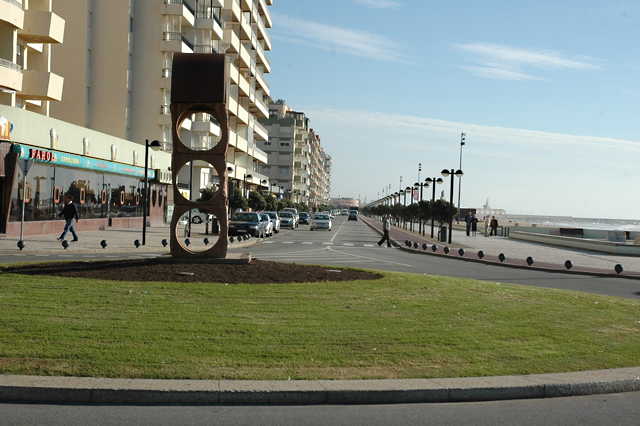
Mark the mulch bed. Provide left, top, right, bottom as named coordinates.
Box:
left=3, top=259, right=383, bottom=284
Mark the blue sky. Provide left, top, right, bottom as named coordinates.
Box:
left=265, top=0, right=639, bottom=219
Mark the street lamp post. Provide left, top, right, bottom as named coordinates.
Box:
left=405, top=186, right=412, bottom=230
left=143, top=139, right=162, bottom=246
left=415, top=181, right=424, bottom=234
left=441, top=169, right=464, bottom=244
left=457, top=133, right=466, bottom=223
left=425, top=177, right=444, bottom=238
left=243, top=174, right=252, bottom=198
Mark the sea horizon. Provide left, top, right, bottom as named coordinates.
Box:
left=494, top=214, right=640, bottom=232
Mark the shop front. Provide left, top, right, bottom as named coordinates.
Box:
left=1, top=143, right=168, bottom=237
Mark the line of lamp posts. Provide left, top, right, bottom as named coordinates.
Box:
left=378, top=169, right=463, bottom=244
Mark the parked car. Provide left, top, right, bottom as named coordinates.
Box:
left=310, top=213, right=332, bottom=231
left=262, top=211, right=280, bottom=234
left=228, top=211, right=268, bottom=238
left=278, top=211, right=296, bottom=229
left=190, top=209, right=211, bottom=224
left=260, top=213, right=274, bottom=237
left=298, top=212, right=310, bottom=225
left=348, top=210, right=358, bottom=221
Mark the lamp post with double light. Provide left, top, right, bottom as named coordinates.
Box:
left=243, top=173, right=252, bottom=198
left=143, top=139, right=162, bottom=246
left=424, top=177, right=444, bottom=237
left=441, top=169, right=464, bottom=244
left=457, top=133, right=466, bottom=223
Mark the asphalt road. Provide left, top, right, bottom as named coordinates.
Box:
left=2, top=391, right=639, bottom=426
left=228, top=217, right=640, bottom=300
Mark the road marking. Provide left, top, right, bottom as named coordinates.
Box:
left=363, top=244, right=375, bottom=247
left=262, top=241, right=274, bottom=244
left=283, top=241, right=294, bottom=244
left=343, top=243, right=354, bottom=246
left=323, top=242, right=333, bottom=245
left=35, top=254, right=50, bottom=257
left=302, top=242, right=313, bottom=245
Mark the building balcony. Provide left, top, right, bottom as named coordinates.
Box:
left=162, top=32, right=193, bottom=53
left=254, top=67, right=270, bottom=95
left=159, top=68, right=172, bottom=89
left=20, top=69, right=62, bottom=101
left=0, top=59, right=23, bottom=92
left=18, top=10, right=64, bottom=44
left=195, top=7, right=223, bottom=39
left=224, top=0, right=242, bottom=22
left=191, top=113, right=221, bottom=137
left=193, top=44, right=217, bottom=54
left=255, top=8, right=271, bottom=51
left=257, top=0, right=273, bottom=28
left=161, top=0, right=195, bottom=28
left=249, top=92, right=268, bottom=119
left=253, top=119, right=268, bottom=142
left=238, top=43, right=251, bottom=71
left=239, top=12, right=252, bottom=41
left=0, top=0, right=24, bottom=29
left=222, top=27, right=240, bottom=53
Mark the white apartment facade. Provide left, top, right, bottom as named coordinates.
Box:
left=259, top=101, right=331, bottom=209
left=50, top=0, right=273, bottom=203
left=1, top=0, right=172, bottom=237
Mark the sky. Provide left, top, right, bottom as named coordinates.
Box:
left=264, top=0, right=640, bottom=219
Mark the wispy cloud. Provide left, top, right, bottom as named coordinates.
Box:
left=453, top=42, right=600, bottom=80
left=272, top=13, right=411, bottom=64
left=354, top=0, right=403, bottom=9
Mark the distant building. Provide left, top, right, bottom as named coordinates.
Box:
left=476, top=199, right=506, bottom=216
left=331, top=198, right=359, bottom=209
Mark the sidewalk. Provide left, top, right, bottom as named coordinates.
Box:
left=361, top=216, right=640, bottom=278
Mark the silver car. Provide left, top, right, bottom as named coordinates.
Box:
left=278, top=211, right=296, bottom=229
left=260, top=213, right=274, bottom=237
left=263, top=211, right=281, bottom=234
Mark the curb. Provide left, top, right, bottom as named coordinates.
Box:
left=1, top=368, right=639, bottom=405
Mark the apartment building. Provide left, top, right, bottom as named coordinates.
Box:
left=259, top=101, right=332, bottom=209
left=1, top=0, right=171, bottom=237
left=49, top=0, right=273, bottom=204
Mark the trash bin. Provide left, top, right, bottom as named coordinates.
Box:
left=439, top=226, right=447, bottom=242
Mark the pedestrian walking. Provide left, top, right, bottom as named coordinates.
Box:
left=471, top=214, right=478, bottom=236
left=378, top=213, right=392, bottom=247
left=464, top=212, right=472, bottom=236
left=57, top=195, right=79, bottom=242
left=490, top=215, right=499, bottom=236
left=483, top=215, right=490, bottom=237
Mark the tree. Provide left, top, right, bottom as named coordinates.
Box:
left=229, top=188, right=247, bottom=212
left=248, top=191, right=266, bottom=211
left=264, top=194, right=277, bottom=211
left=431, top=199, right=458, bottom=227
left=196, top=186, right=216, bottom=202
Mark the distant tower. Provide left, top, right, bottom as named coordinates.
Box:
left=484, top=198, right=490, bottom=210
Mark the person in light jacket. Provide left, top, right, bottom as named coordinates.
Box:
left=378, top=214, right=392, bottom=247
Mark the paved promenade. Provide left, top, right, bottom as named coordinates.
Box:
left=1, top=221, right=639, bottom=404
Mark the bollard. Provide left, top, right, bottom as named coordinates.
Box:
left=134, top=240, right=141, bottom=248
left=614, top=264, right=623, bottom=274
left=498, top=253, right=506, bottom=262
left=229, top=236, right=235, bottom=243
left=478, top=250, right=484, bottom=259
left=405, top=240, right=412, bottom=247
left=62, top=240, right=69, bottom=249
left=413, top=242, right=419, bottom=249
left=443, top=246, right=450, bottom=254
left=526, top=256, right=534, bottom=266
left=422, top=243, right=428, bottom=251
left=458, top=248, right=465, bottom=256
left=17, top=240, right=25, bottom=250
left=431, top=244, right=438, bottom=252
left=184, top=238, right=191, bottom=247
left=162, top=239, right=168, bottom=247
left=100, top=240, right=108, bottom=249
left=564, top=260, right=573, bottom=270
left=203, top=238, right=210, bottom=246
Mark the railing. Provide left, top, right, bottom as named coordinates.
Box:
left=160, top=105, right=170, bottom=114
left=163, top=31, right=181, bottom=42
left=194, top=44, right=216, bottom=54
left=0, top=58, right=22, bottom=72
left=195, top=6, right=222, bottom=27
left=164, top=0, right=194, bottom=15
left=181, top=35, right=193, bottom=50
left=161, top=68, right=172, bottom=78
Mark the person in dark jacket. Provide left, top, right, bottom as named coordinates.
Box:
left=490, top=216, right=499, bottom=236
left=378, top=213, right=392, bottom=247
left=57, top=195, right=79, bottom=241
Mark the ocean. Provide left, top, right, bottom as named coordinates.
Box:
left=495, top=215, right=640, bottom=232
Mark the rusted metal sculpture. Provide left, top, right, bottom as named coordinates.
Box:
left=170, top=53, right=229, bottom=258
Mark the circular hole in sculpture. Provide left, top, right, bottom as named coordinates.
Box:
left=176, top=161, right=222, bottom=203
left=177, top=112, right=222, bottom=151
left=176, top=208, right=221, bottom=253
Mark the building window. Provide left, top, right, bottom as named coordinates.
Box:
left=263, top=141, right=271, bottom=146
left=280, top=142, right=290, bottom=147
left=279, top=168, right=289, bottom=175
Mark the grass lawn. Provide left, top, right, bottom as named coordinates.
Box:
left=0, top=267, right=638, bottom=380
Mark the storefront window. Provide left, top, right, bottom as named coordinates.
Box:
left=9, top=163, right=160, bottom=222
